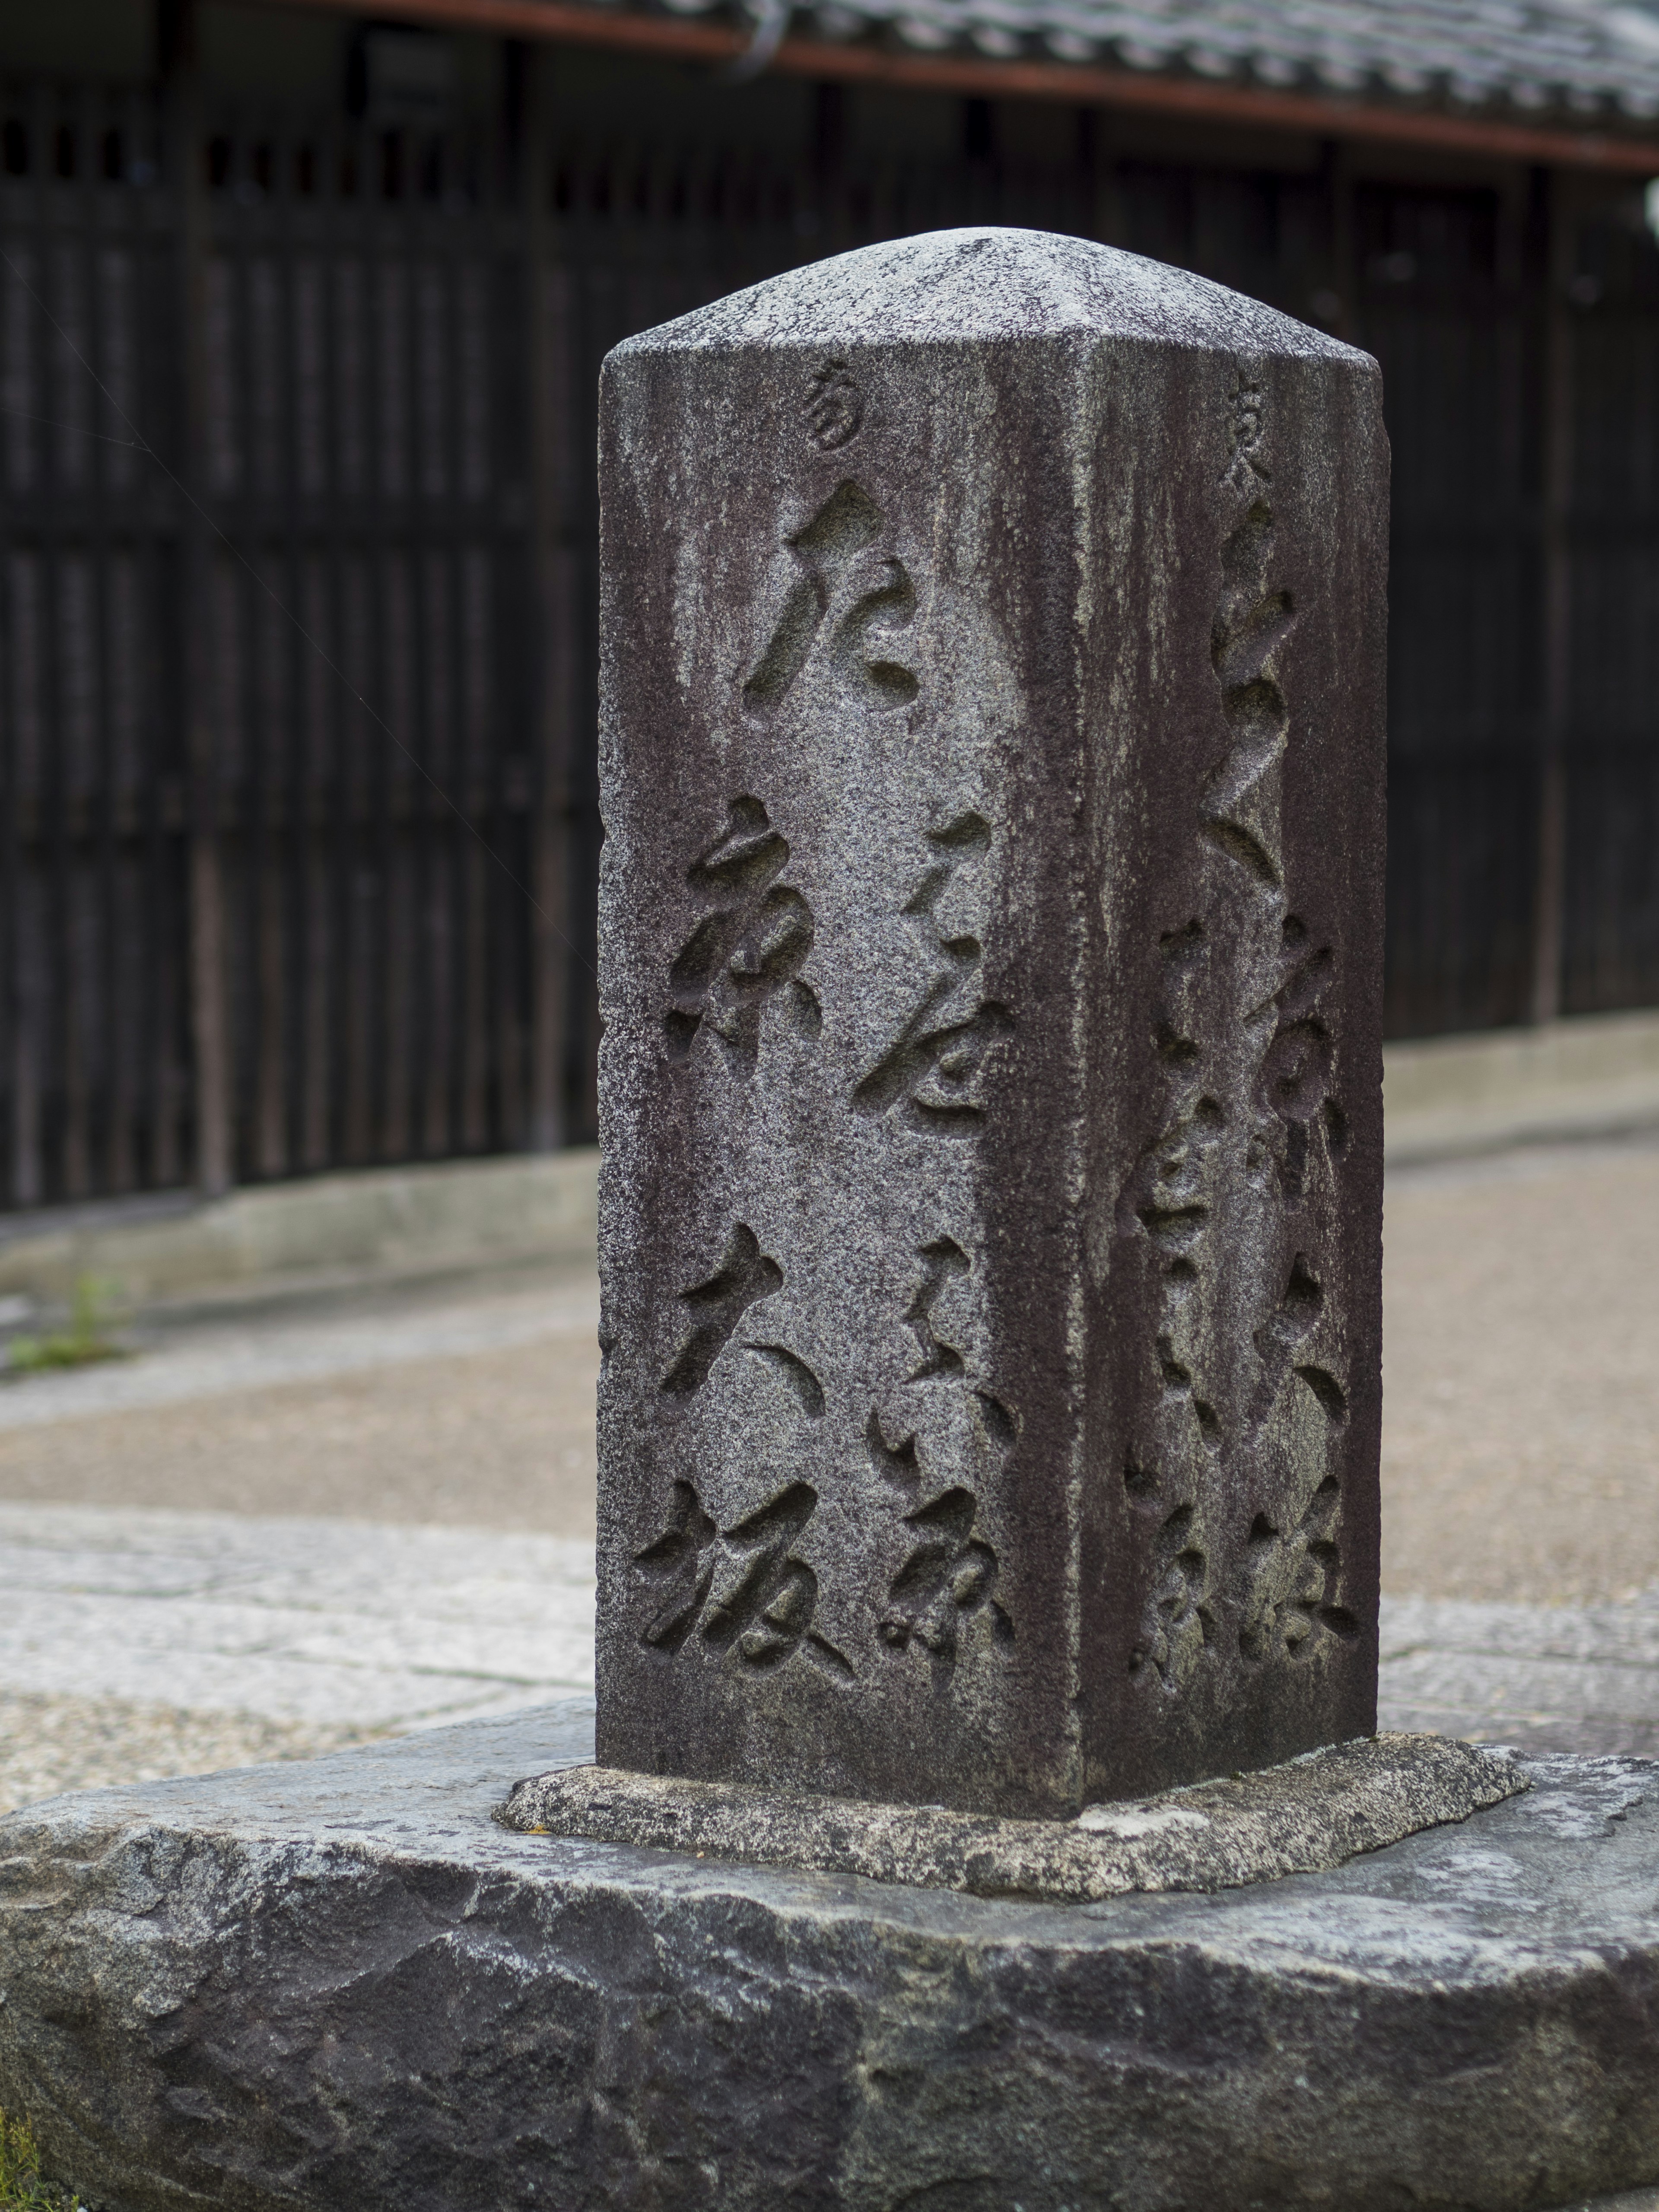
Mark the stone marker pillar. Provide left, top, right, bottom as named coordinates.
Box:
left=595, top=226, right=1388, bottom=1818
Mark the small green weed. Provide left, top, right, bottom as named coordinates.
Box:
left=6, top=1276, right=127, bottom=1378
left=0, top=2109, right=85, bottom=2212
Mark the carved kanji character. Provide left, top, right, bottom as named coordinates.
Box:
left=664, top=798, right=820, bottom=1072
left=1221, top=369, right=1270, bottom=497
left=744, top=480, right=917, bottom=711
left=1237, top=1475, right=1357, bottom=1663
left=1128, top=1503, right=1214, bottom=1692
left=867, top=1406, right=1014, bottom=1662
left=852, top=813, right=1012, bottom=1134
left=635, top=1475, right=851, bottom=1676
left=659, top=1223, right=782, bottom=1398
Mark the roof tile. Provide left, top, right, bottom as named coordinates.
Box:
left=710, top=0, right=1659, bottom=122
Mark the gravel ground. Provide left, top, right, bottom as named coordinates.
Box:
left=0, top=1692, right=379, bottom=1818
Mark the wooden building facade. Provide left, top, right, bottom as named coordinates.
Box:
left=2, top=0, right=1658, bottom=1208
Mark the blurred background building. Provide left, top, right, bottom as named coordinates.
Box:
left=3, top=0, right=1658, bottom=1209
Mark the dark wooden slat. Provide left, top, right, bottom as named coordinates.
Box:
left=0, top=369, right=22, bottom=1210
left=527, top=44, right=569, bottom=1154
left=1527, top=164, right=1574, bottom=1027
left=310, top=124, right=345, bottom=1175
left=7, top=102, right=45, bottom=1210
left=165, top=1, right=233, bottom=1198
left=46, top=148, right=92, bottom=1203
left=279, top=121, right=310, bottom=1179
left=434, top=165, right=465, bottom=1158
left=373, top=156, right=408, bottom=1167
left=5, top=56, right=1659, bottom=1203
left=85, top=84, right=133, bottom=1196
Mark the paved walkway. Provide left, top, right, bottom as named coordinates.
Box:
left=1380, top=1594, right=1659, bottom=1758
left=0, top=1503, right=593, bottom=1726
left=0, top=1259, right=598, bottom=1534
left=1, top=1132, right=1657, bottom=1813
left=1382, top=1134, right=1659, bottom=1605
left=0, top=1501, right=594, bottom=1814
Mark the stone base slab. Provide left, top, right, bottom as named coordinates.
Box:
left=501, top=1732, right=1526, bottom=1903
left=2, top=1705, right=1659, bottom=2212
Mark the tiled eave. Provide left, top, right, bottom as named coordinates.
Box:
left=275, top=0, right=1659, bottom=173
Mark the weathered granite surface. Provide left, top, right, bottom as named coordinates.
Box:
left=501, top=1731, right=1526, bottom=1901
left=3, top=1706, right=1659, bottom=2212
left=597, top=226, right=1389, bottom=1816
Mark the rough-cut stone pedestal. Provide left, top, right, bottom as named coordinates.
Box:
left=597, top=226, right=1389, bottom=1817
left=2, top=1710, right=1659, bottom=2212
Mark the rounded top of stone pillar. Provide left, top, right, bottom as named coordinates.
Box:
left=610, top=226, right=1367, bottom=365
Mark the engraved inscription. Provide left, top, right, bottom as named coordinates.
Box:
left=1119, top=363, right=1354, bottom=1693
left=1238, top=1477, right=1358, bottom=1662
left=864, top=1239, right=1018, bottom=1668
left=906, top=1237, right=968, bottom=1378
left=744, top=480, right=918, bottom=710
left=1127, top=1503, right=1214, bottom=1693
left=665, top=797, right=821, bottom=1070
left=743, top=1342, right=826, bottom=1417
left=852, top=814, right=1013, bottom=1132
left=635, top=1476, right=852, bottom=1676
left=1203, top=496, right=1295, bottom=888
left=660, top=1223, right=782, bottom=1398
left=1222, top=368, right=1268, bottom=496
left=1256, top=918, right=1339, bottom=1203
left=868, top=1411, right=1013, bottom=1660
left=805, top=358, right=864, bottom=451
left=1245, top=1252, right=1322, bottom=1437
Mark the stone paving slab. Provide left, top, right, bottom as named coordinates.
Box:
left=0, top=1506, right=594, bottom=1739
left=1384, top=1593, right=1659, bottom=1667
left=1385, top=1645, right=1659, bottom=1721
left=1378, top=1594, right=1659, bottom=1756
left=8, top=1503, right=1659, bottom=1818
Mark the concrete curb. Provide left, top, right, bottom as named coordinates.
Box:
left=0, top=1149, right=599, bottom=1307
left=1385, top=1008, right=1659, bottom=1166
